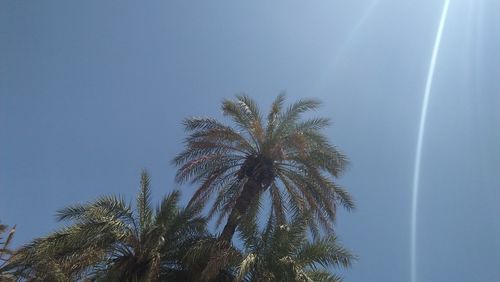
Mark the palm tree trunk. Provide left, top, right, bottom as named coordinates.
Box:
left=200, top=180, right=263, bottom=281
left=219, top=178, right=262, bottom=243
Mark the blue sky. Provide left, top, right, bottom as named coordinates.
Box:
left=1, top=1, right=498, bottom=281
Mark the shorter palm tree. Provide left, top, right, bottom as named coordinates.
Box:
left=11, top=170, right=207, bottom=281
left=234, top=213, right=355, bottom=282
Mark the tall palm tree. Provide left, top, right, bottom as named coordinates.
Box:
left=234, top=214, right=354, bottom=282
left=175, top=94, right=354, bottom=243
left=11, top=171, right=207, bottom=281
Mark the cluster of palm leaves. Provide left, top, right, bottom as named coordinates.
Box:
left=0, top=222, right=16, bottom=281
left=7, top=171, right=207, bottom=281
left=2, top=95, right=355, bottom=281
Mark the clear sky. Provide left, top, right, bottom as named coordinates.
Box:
left=1, top=1, right=498, bottom=281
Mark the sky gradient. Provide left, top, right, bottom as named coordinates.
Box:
left=1, top=1, right=499, bottom=281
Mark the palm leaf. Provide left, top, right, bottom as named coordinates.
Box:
left=138, top=170, right=153, bottom=233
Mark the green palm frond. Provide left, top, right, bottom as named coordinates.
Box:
left=266, top=93, right=286, bottom=137
left=273, top=98, right=322, bottom=139
left=296, top=235, right=354, bottom=270
left=138, top=170, right=153, bottom=233
left=236, top=253, right=256, bottom=282
left=56, top=195, right=135, bottom=225
left=306, top=270, right=343, bottom=282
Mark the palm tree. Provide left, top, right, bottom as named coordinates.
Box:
left=12, top=171, right=207, bottom=281
left=0, top=222, right=16, bottom=281
left=174, top=94, right=354, bottom=243
left=198, top=213, right=355, bottom=282
left=234, top=214, right=354, bottom=282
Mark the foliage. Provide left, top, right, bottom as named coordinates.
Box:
left=0, top=222, right=16, bottom=281
left=10, top=171, right=207, bottom=281
left=234, top=213, right=355, bottom=282
left=174, top=94, right=354, bottom=243
left=5, top=95, right=356, bottom=281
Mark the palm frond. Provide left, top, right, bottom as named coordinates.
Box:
left=236, top=253, right=256, bottom=282
left=274, top=98, right=322, bottom=139
left=138, top=170, right=153, bottom=233
left=296, top=235, right=355, bottom=269
left=306, top=270, right=343, bottom=282
left=266, top=92, right=286, bottom=137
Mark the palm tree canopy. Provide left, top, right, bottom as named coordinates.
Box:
left=235, top=214, right=355, bottom=282
left=10, top=171, right=207, bottom=281
left=174, top=94, right=354, bottom=240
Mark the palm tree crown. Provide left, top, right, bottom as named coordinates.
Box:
left=175, top=94, right=354, bottom=243
left=11, top=171, right=207, bottom=281
left=235, top=214, right=354, bottom=282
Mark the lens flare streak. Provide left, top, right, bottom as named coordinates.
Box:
left=411, top=1, right=451, bottom=282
